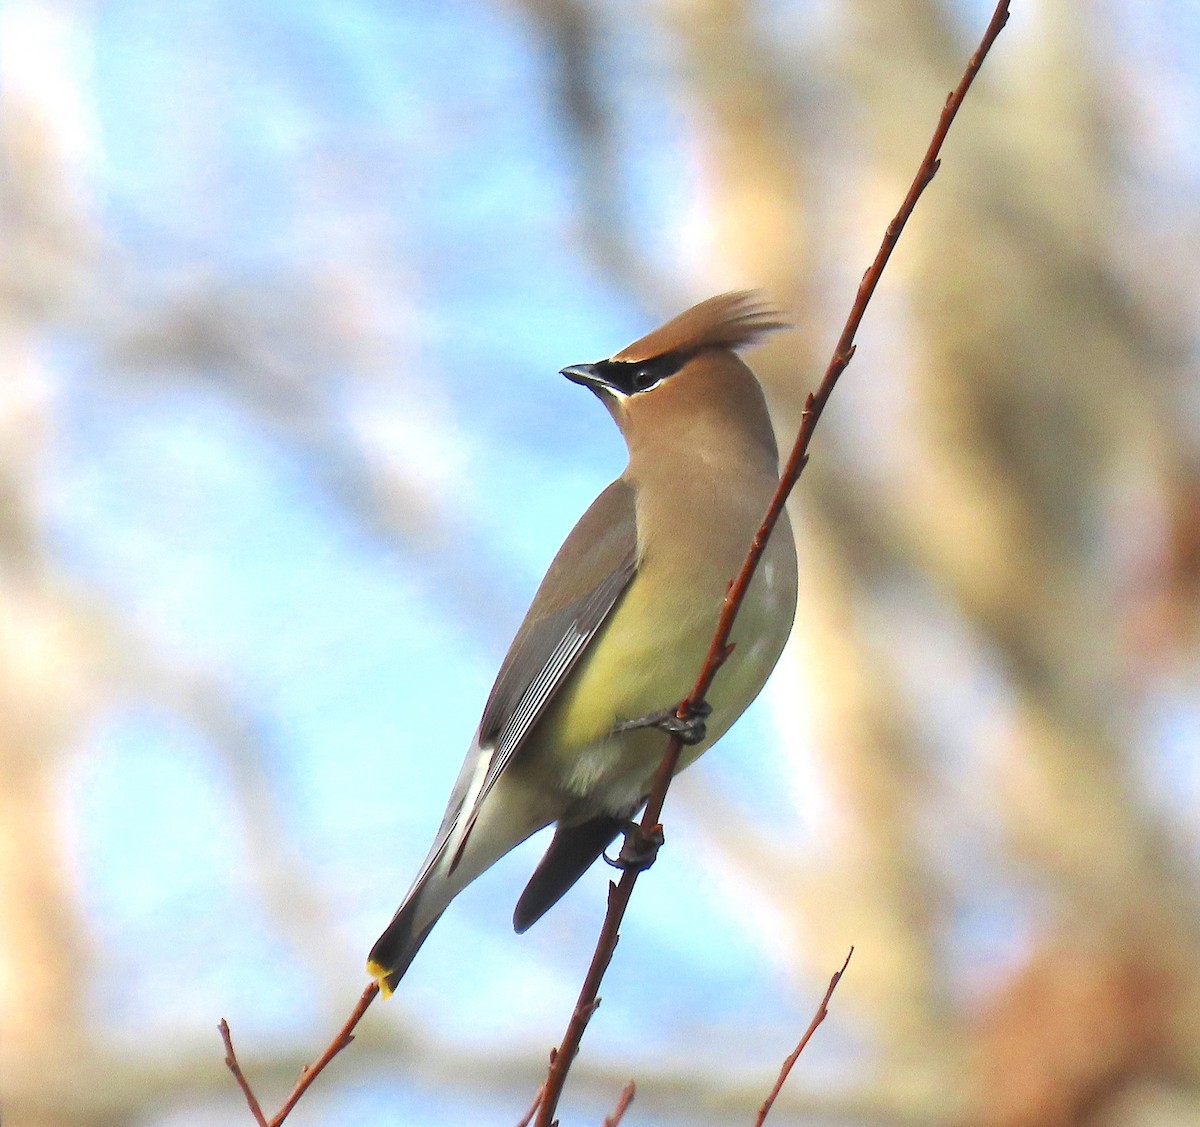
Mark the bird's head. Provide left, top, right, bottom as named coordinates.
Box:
left=561, top=291, right=789, bottom=443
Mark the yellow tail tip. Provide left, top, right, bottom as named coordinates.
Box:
left=366, top=960, right=395, bottom=998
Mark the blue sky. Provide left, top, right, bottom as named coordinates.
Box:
left=18, top=0, right=1199, bottom=1123
left=36, top=3, right=846, bottom=1121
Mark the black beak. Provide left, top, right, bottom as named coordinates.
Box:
left=560, top=362, right=607, bottom=390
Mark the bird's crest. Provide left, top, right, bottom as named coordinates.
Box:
left=612, top=291, right=788, bottom=363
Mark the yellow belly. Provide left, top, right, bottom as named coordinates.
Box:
left=518, top=517, right=797, bottom=816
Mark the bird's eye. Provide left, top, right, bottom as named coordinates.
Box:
left=632, top=368, right=657, bottom=391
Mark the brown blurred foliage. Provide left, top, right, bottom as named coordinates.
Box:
left=2, top=2, right=1198, bottom=1125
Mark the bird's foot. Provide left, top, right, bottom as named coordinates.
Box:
left=604, top=821, right=665, bottom=871
left=612, top=699, right=712, bottom=746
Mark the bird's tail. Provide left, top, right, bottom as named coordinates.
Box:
left=367, top=893, right=443, bottom=996
left=366, top=828, right=459, bottom=996
left=366, top=798, right=524, bottom=994
left=366, top=777, right=549, bottom=994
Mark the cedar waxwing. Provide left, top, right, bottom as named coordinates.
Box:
left=368, top=292, right=798, bottom=993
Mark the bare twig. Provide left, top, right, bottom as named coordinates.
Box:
left=533, top=4, right=1012, bottom=1125
left=754, top=948, right=854, bottom=1126
left=603, top=1080, right=637, bottom=1126
left=222, top=4, right=1010, bottom=1123
left=221, top=982, right=379, bottom=1126
left=219, top=1020, right=269, bottom=1126
left=517, top=1080, right=549, bottom=1127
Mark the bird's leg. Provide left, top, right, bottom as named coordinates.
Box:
left=603, top=699, right=710, bottom=870
left=604, top=821, right=665, bottom=871
left=612, top=699, right=712, bottom=746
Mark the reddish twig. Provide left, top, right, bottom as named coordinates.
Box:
left=222, top=5, right=1011, bottom=1123
left=221, top=981, right=379, bottom=1126
left=603, top=1080, right=637, bottom=1126
left=219, top=1019, right=269, bottom=1126
left=533, top=4, right=1011, bottom=1125
left=754, top=948, right=854, bottom=1126
left=516, top=1080, right=549, bottom=1127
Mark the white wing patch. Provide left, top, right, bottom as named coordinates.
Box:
left=447, top=568, right=631, bottom=872
left=442, top=745, right=494, bottom=875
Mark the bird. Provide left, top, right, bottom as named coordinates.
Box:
left=367, top=291, right=798, bottom=994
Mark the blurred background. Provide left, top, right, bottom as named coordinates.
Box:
left=1, top=0, right=1199, bottom=1124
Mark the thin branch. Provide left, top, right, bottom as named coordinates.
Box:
left=221, top=982, right=379, bottom=1127
left=754, top=948, right=854, bottom=1126
left=603, top=1080, right=637, bottom=1126
left=220, top=5, right=1011, bottom=1124
left=533, top=3, right=1011, bottom=1125
left=517, top=1080, right=549, bottom=1127
left=219, top=1020, right=269, bottom=1126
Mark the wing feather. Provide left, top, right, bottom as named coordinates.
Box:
left=439, top=479, right=638, bottom=870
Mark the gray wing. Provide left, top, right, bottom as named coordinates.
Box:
left=425, top=479, right=639, bottom=876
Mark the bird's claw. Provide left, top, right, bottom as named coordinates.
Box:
left=613, top=699, right=712, bottom=746
left=604, top=821, right=665, bottom=871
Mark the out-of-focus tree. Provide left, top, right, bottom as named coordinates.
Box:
left=0, top=2, right=1197, bottom=1126
left=0, top=11, right=102, bottom=1124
